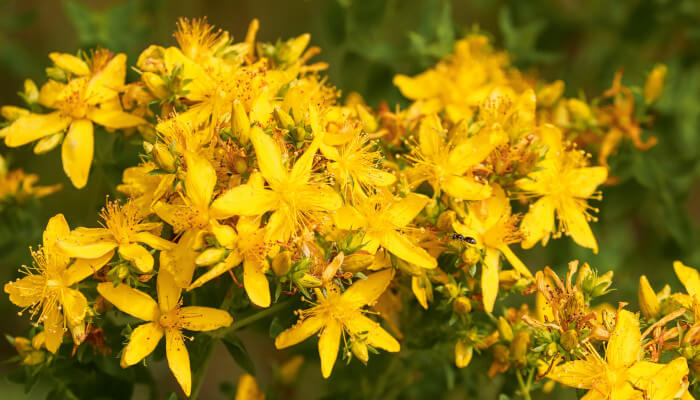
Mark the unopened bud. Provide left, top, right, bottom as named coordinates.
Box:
left=510, top=330, right=530, bottom=367
left=232, top=100, right=251, bottom=144
left=436, top=210, right=456, bottom=232
left=536, top=80, right=564, bottom=108
left=142, top=72, right=169, bottom=98
left=1, top=105, right=29, bottom=121
left=70, top=322, right=87, bottom=345
left=342, top=252, right=374, bottom=273
left=644, top=64, right=667, bottom=104
left=234, top=157, right=248, bottom=174
left=49, top=52, right=89, bottom=76
left=152, top=143, right=177, bottom=172
left=492, top=344, right=510, bottom=364
left=461, top=246, right=481, bottom=266
left=137, top=45, right=165, bottom=73
left=351, top=341, right=369, bottom=363
left=45, top=67, right=67, bottom=82
left=281, top=34, right=310, bottom=63
left=138, top=125, right=157, bottom=143
left=355, top=104, right=378, bottom=133
left=117, top=265, right=130, bottom=280
left=23, top=79, right=39, bottom=104
left=322, top=253, right=344, bottom=282
left=296, top=273, right=322, bottom=288
left=455, top=340, right=473, bottom=368
left=195, top=248, right=228, bottom=266
left=453, top=296, right=472, bottom=315
left=444, top=283, right=459, bottom=298
left=274, top=106, right=295, bottom=129
left=33, top=132, right=64, bottom=154
left=14, top=337, right=31, bottom=355
left=272, top=251, right=291, bottom=276
left=423, top=199, right=440, bottom=220
left=561, top=329, right=579, bottom=351
left=497, top=317, right=514, bottom=342
left=638, top=275, right=660, bottom=319
left=567, top=99, right=592, bottom=120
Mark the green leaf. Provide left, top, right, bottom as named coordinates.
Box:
left=222, top=333, right=256, bottom=376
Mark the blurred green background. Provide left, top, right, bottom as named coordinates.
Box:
left=0, top=0, right=699, bottom=399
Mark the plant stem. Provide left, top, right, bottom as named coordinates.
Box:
left=516, top=369, right=532, bottom=400
left=211, top=298, right=296, bottom=338
left=190, top=339, right=216, bottom=400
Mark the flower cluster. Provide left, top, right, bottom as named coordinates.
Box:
left=4, top=18, right=690, bottom=400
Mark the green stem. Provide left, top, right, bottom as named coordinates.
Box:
left=189, top=339, right=216, bottom=400
left=516, top=369, right=532, bottom=400
left=211, top=298, right=296, bottom=338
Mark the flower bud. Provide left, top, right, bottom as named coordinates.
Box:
left=423, top=199, right=440, bottom=220
left=322, top=253, right=344, bottom=283
left=0, top=155, right=6, bottom=177
left=355, top=104, right=378, bottom=133
left=453, top=296, right=472, bottom=315
left=152, top=142, right=177, bottom=172
left=461, top=246, right=481, bottom=266
left=137, top=45, right=165, bottom=73
left=281, top=34, right=310, bottom=63
left=274, top=105, right=295, bottom=129
left=644, top=64, right=667, bottom=104
left=553, top=101, right=570, bottom=126
left=497, top=317, right=514, bottom=342
left=31, top=332, right=46, bottom=350
left=23, top=351, right=45, bottom=366
left=1, top=105, right=29, bottom=121
left=638, top=275, right=660, bottom=319
left=342, top=252, right=374, bottom=273
left=567, top=99, right=592, bottom=120
left=232, top=100, right=251, bottom=144
left=49, top=52, right=89, bottom=76
left=510, top=330, right=530, bottom=367
left=542, top=380, right=555, bottom=393
left=296, top=273, right=322, bottom=288
left=117, top=265, right=130, bottom=280
left=142, top=72, right=169, bottom=99
left=396, top=258, right=423, bottom=276
left=351, top=341, right=369, bottom=363
left=45, top=67, right=67, bottom=82
left=33, top=133, right=64, bottom=154
left=536, top=80, right=564, bottom=108
left=492, top=344, right=510, bottom=364
left=272, top=251, right=292, bottom=276
left=444, top=283, right=459, bottom=298
left=455, top=340, right=473, bottom=368
left=436, top=210, right=456, bottom=232
left=23, top=79, right=39, bottom=104
left=14, top=337, right=31, bottom=355
left=561, top=329, right=579, bottom=351
left=234, top=156, right=248, bottom=174
left=195, top=248, right=228, bottom=266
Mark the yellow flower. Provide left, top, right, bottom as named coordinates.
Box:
left=188, top=212, right=272, bottom=308
left=116, top=161, right=175, bottom=217
left=644, top=64, right=667, bottom=105
left=452, top=184, right=532, bottom=313
left=334, top=192, right=437, bottom=270
left=275, top=269, right=399, bottom=378
left=235, top=373, right=265, bottom=400
left=155, top=151, right=237, bottom=286
left=404, top=113, right=506, bottom=200
left=0, top=154, right=61, bottom=202
left=4, top=214, right=113, bottom=353
left=97, top=270, right=233, bottom=397
left=546, top=310, right=689, bottom=400
left=517, top=125, right=607, bottom=253
left=58, top=200, right=174, bottom=273
left=3, top=50, right=145, bottom=188
left=208, top=113, right=342, bottom=242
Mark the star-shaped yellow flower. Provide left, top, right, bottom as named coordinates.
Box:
left=97, top=270, right=233, bottom=397
left=275, top=269, right=399, bottom=378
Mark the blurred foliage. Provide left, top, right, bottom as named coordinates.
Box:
left=0, top=0, right=698, bottom=399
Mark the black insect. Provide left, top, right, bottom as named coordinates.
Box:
left=452, top=233, right=477, bottom=244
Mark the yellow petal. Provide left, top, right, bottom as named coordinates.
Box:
left=176, top=306, right=233, bottom=331
left=43, top=213, right=70, bottom=248
left=442, top=175, right=492, bottom=200
left=481, top=248, right=500, bottom=313
left=333, top=205, right=366, bottom=230
left=345, top=312, right=400, bottom=352
left=120, top=322, right=164, bottom=367
left=210, top=220, right=237, bottom=248
left=243, top=259, right=271, bottom=308
left=547, top=360, right=602, bottom=389
left=393, top=72, right=441, bottom=100
left=49, top=52, right=89, bottom=75
left=250, top=126, right=286, bottom=184
left=674, top=261, right=700, bottom=299
left=520, top=197, right=555, bottom=249
left=133, top=231, right=175, bottom=251
left=39, top=80, right=66, bottom=108
left=498, top=245, right=532, bottom=278
left=296, top=185, right=343, bottom=212
left=385, top=193, right=429, bottom=228
left=61, top=288, right=88, bottom=327
left=235, top=373, right=264, bottom=400
left=184, top=151, right=216, bottom=210
left=86, top=108, right=145, bottom=129
left=63, top=250, right=115, bottom=286
left=448, top=127, right=507, bottom=174
left=62, top=119, right=94, bottom=189
left=417, top=113, right=443, bottom=158
left=43, top=304, right=64, bottom=354
left=606, top=309, right=641, bottom=369
left=275, top=316, right=324, bottom=349
left=188, top=251, right=243, bottom=291
left=627, top=358, right=689, bottom=400
left=166, top=328, right=192, bottom=397
left=4, top=275, right=44, bottom=308
left=159, top=229, right=201, bottom=288
left=318, top=319, right=341, bottom=378
left=564, top=166, right=608, bottom=198
left=341, top=269, right=393, bottom=309
left=4, top=111, right=72, bottom=147
left=118, top=243, right=154, bottom=273
left=412, top=275, right=429, bottom=309
left=157, top=270, right=182, bottom=313
left=559, top=197, right=598, bottom=253
left=59, top=239, right=118, bottom=259
left=97, top=282, right=159, bottom=322
left=210, top=185, right=278, bottom=219
left=86, top=53, right=127, bottom=104
left=380, top=230, right=437, bottom=270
